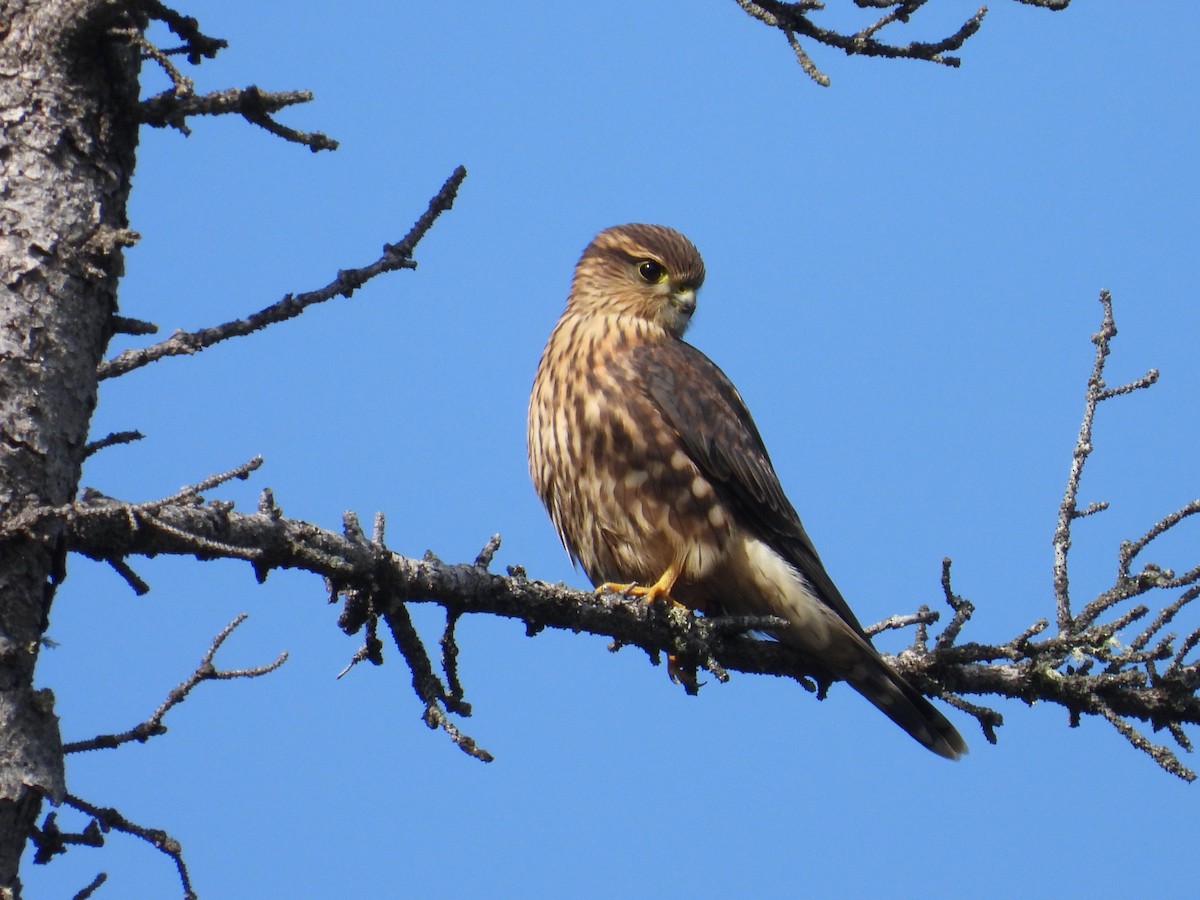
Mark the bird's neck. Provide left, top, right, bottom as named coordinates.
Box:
left=556, top=311, right=674, bottom=349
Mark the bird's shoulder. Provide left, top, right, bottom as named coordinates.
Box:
left=618, top=337, right=775, bottom=487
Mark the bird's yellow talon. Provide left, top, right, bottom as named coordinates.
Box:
left=598, top=565, right=684, bottom=610
left=597, top=581, right=637, bottom=596
left=597, top=581, right=674, bottom=605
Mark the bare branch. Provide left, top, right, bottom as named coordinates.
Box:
left=62, top=794, right=195, bottom=900
left=1095, top=698, right=1194, bottom=782
left=934, top=557, right=974, bottom=650
left=114, top=6, right=333, bottom=150
left=441, top=609, right=467, bottom=709
left=865, top=608, right=939, bottom=637
left=97, top=166, right=467, bottom=380
left=109, top=316, right=158, bottom=336
left=382, top=604, right=493, bottom=762
left=784, top=29, right=832, bottom=87
left=44, top=450, right=1199, bottom=776
left=140, top=0, right=228, bottom=65
left=1121, top=499, right=1200, bottom=579
left=28, top=812, right=103, bottom=865
left=103, top=555, right=149, bottom=595
left=731, top=0, right=1074, bottom=85
left=83, top=430, right=144, bottom=459
left=1169, top=627, right=1200, bottom=676
left=111, top=21, right=194, bottom=94
left=138, top=85, right=337, bottom=150
left=72, top=871, right=107, bottom=900
left=474, top=533, right=502, bottom=570
left=63, top=614, right=286, bottom=754
left=156, top=456, right=264, bottom=506
left=733, top=0, right=987, bottom=85
left=1053, top=290, right=1158, bottom=631
left=935, top=692, right=1002, bottom=745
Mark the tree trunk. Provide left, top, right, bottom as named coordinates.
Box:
left=0, top=0, right=138, bottom=890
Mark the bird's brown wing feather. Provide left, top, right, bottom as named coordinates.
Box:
left=624, top=340, right=968, bottom=759
left=624, top=339, right=868, bottom=638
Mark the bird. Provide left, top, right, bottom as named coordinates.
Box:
left=527, top=223, right=967, bottom=760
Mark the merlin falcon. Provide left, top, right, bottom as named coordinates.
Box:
left=527, top=223, right=966, bottom=759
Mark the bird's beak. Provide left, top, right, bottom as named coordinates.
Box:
left=670, top=288, right=696, bottom=318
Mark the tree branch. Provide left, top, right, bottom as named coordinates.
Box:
left=138, top=0, right=228, bottom=65
left=63, top=613, right=286, bottom=755
left=97, top=166, right=468, bottom=380
left=1053, top=290, right=1159, bottom=630
left=61, top=795, right=194, bottom=900
left=29, top=614, right=282, bottom=890
left=731, top=0, right=1073, bottom=86
left=137, top=85, right=338, bottom=150
left=113, top=4, right=334, bottom=150
left=37, top=483, right=1198, bottom=774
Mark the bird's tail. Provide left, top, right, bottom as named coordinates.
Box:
left=841, top=645, right=968, bottom=760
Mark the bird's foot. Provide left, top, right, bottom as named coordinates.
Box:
left=597, top=571, right=701, bottom=693
left=597, top=580, right=688, bottom=612
left=600, top=561, right=684, bottom=607
left=597, top=580, right=638, bottom=596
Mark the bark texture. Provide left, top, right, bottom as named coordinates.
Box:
left=0, top=0, right=138, bottom=890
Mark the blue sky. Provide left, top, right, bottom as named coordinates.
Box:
left=28, top=2, right=1200, bottom=896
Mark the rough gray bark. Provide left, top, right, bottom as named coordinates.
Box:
left=0, top=0, right=139, bottom=891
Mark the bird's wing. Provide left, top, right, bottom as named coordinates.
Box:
left=624, top=339, right=867, bottom=637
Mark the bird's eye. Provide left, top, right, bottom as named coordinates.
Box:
left=637, top=260, right=667, bottom=284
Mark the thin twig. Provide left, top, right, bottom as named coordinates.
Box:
left=145, top=457, right=264, bottom=511
left=138, top=85, right=337, bottom=150
left=383, top=603, right=493, bottom=762
left=1052, top=291, right=1111, bottom=628
left=104, top=556, right=150, bottom=595
left=732, top=0, right=997, bottom=85
left=83, top=430, right=145, bottom=459
left=935, top=557, right=974, bottom=650
left=865, top=609, right=939, bottom=637
left=73, top=872, right=107, bottom=900
left=110, top=315, right=158, bottom=336
left=29, top=812, right=103, bottom=865
left=1095, top=699, right=1195, bottom=783
left=63, top=794, right=196, bottom=900
left=142, top=0, right=228, bottom=64
left=98, top=167, right=467, bottom=380
left=1132, top=586, right=1199, bottom=653
left=1120, top=499, right=1200, bottom=579
left=474, top=534, right=502, bottom=569
left=440, top=609, right=469, bottom=713
left=64, top=614, right=286, bottom=754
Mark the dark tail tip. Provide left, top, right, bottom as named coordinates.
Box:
left=848, top=658, right=968, bottom=760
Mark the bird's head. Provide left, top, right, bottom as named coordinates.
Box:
left=568, top=223, right=707, bottom=338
